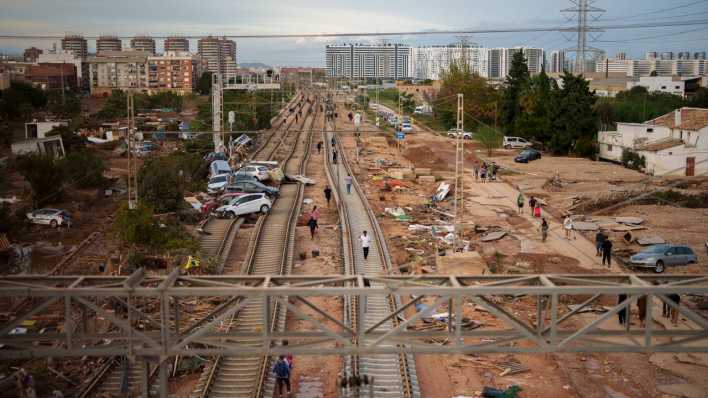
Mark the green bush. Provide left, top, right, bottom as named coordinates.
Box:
left=115, top=204, right=161, bottom=246
left=476, top=125, right=503, bottom=156
left=16, top=154, right=67, bottom=205
left=63, top=149, right=108, bottom=188
left=621, top=148, right=646, bottom=170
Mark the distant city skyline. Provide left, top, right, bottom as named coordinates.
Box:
left=1, top=0, right=707, bottom=66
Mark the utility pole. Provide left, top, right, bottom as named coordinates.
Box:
left=212, top=73, right=224, bottom=152
left=126, top=91, right=138, bottom=209
left=453, top=93, right=464, bottom=250
left=562, top=0, right=605, bottom=75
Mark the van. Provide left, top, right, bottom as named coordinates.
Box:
left=209, top=160, right=232, bottom=179
left=503, top=136, right=532, bottom=149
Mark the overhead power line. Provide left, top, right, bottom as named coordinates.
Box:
left=603, top=0, right=708, bottom=21
left=597, top=26, right=708, bottom=43
left=1, top=19, right=708, bottom=40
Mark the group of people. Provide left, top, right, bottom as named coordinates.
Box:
left=517, top=194, right=543, bottom=218
left=595, top=229, right=614, bottom=268
left=618, top=291, right=681, bottom=327
left=473, top=160, right=498, bottom=182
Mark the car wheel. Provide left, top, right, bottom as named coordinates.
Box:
left=228, top=211, right=237, bottom=219
left=654, top=260, right=665, bottom=273
left=504, top=144, right=511, bottom=149
left=260, top=205, right=269, bottom=214
left=50, top=219, right=58, bottom=228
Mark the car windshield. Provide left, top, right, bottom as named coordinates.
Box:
left=211, top=176, right=227, bottom=183
left=643, top=245, right=669, bottom=254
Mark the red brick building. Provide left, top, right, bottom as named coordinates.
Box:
left=25, top=63, right=77, bottom=90
left=147, top=52, right=199, bottom=95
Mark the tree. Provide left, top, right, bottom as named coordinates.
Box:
left=515, top=69, right=554, bottom=144
left=16, top=154, right=67, bottom=205
left=47, top=89, right=81, bottom=117
left=63, top=149, right=107, bottom=188
left=115, top=203, right=161, bottom=245
left=97, top=90, right=127, bottom=119
left=499, top=51, right=530, bottom=135
left=550, top=72, right=599, bottom=156
left=138, top=157, right=184, bottom=213
left=47, top=126, right=85, bottom=153
left=197, top=72, right=213, bottom=96
left=434, top=63, right=498, bottom=129
left=0, top=82, right=47, bottom=120
left=687, top=87, right=708, bottom=108
left=476, top=125, right=503, bottom=156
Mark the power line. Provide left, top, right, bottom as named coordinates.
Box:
left=1, top=19, right=708, bottom=40
left=596, top=26, right=708, bottom=43
left=603, top=0, right=708, bottom=21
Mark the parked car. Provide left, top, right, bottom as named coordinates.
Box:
left=216, top=193, right=272, bottom=218
left=203, top=152, right=228, bottom=162
left=207, top=173, right=231, bottom=194
left=446, top=129, right=473, bottom=140
left=629, top=244, right=698, bottom=273
left=236, top=164, right=270, bottom=181
left=209, top=160, right=231, bottom=179
left=26, top=208, right=73, bottom=228
left=224, top=180, right=279, bottom=197
left=400, top=122, right=413, bottom=132
left=514, top=148, right=542, bottom=163
left=503, top=136, right=532, bottom=149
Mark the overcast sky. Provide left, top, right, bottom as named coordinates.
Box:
left=1, top=0, right=707, bottom=66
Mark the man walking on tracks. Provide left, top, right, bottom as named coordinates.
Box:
left=345, top=174, right=353, bottom=194
left=273, top=355, right=291, bottom=398
left=360, top=230, right=371, bottom=260
left=332, top=149, right=338, bottom=164
left=324, top=185, right=332, bottom=206
left=602, top=238, right=613, bottom=267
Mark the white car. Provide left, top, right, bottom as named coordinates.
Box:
left=447, top=129, right=473, bottom=139
left=26, top=208, right=73, bottom=228
left=207, top=173, right=231, bottom=194
left=215, top=193, right=272, bottom=218
left=237, top=165, right=270, bottom=181
left=503, top=136, right=532, bottom=149
left=400, top=122, right=413, bottom=132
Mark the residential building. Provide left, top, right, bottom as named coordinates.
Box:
left=325, top=43, right=410, bottom=80
left=198, top=36, right=237, bottom=76
left=0, top=65, right=9, bottom=90
left=485, top=47, right=544, bottom=79
left=61, top=34, right=88, bottom=59
left=25, top=120, right=69, bottom=139
left=147, top=51, right=199, bottom=95
left=11, top=136, right=65, bottom=158
left=37, top=50, right=85, bottom=89
left=86, top=51, right=149, bottom=95
left=409, top=44, right=486, bottom=80
left=23, top=47, right=43, bottom=62
left=25, top=63, right=78, bottom=90
left=0, top=61, right=34, bottom=82
left=598, top=107, right=708, bottom=176
left=626, top=76, right=703, bottom=98
left=549, top=50, right=566, bottom=73
left=130, top=36, right=156, bottom=55
left=97, top=35, right=122, bottom=54
left=596, top=56, right=707, bottom=78
left=164, top=36, right=190, bottom=52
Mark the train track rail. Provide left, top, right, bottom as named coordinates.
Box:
left=324, top=118, right=420, bottom=397
left=77, top=93, right=306, bottom=398
left=191, top=93, right=320, bottom=398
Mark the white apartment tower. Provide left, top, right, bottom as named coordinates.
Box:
left=485, top=47, right=545, bottom=79
left=325, top=44, right=410, bottom=80
left=549, top=51, right=566, bottom=73
left=198, top=36, right=237, bottom=76
left=409, top=44, right=487, bottom=80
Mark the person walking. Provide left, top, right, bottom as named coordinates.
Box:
left=618, top=294, right=628, bottom=326
left=307, top=216, right=318, bottom=239
left=332, top=149, right=338, bottom=164
left=602, top=238, right=613, bottom=267
left=540, top=218, right=549, bottom=242
left=528, top=196, right=537, bottom=216
left=273, top=355, right=291, bottom=398
left=324, top=185, right=332, bottom=207
left=563, top=216, right=574, bottom=239
left=516, top=193, right=524, bottom=214
left=668, top=293, right=681, bottom=325
left=317, top=141, right=323, bottom=154
left=345, top=174, right=353, bottom=194
left=533, top=201, right=542, bottom=218
left=490, top=163, right=498, bottom=181
left=480, top=163, right=487, bottom=182
left=637, top=295, right=648, bottom=327
left=360, top=230, right=371, bottom=260
left=595, top=230, right=606, bottom=257
left=473, top=161, right=479, bottom=181
left=331, top=136, right=336, bottom=147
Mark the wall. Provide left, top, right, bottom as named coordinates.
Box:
left=642, top=148, right=708, bottom=176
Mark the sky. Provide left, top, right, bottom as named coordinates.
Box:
left=1, top=0, right=707, bottom=66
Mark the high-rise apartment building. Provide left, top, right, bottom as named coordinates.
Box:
left=409, top=44, right=486, bottom=80
left=97, top=35, right=122, bottom=54
left=198, top=36, right=237, bottom=76
left=164, top=36, right=190, bottom=52
left=130, top=36, right=156, bottom=55
left=23, top=47, right=43, bottom=63
left=549, top=50, right=566, bottom=73
left=61, top=35, right=88, bottom=59
left=86, top=51, right=149, bottom=95
left=325, top=43, right=410, bottom=80
left=147, top=51, right=199, bottom=95
left=485, top=47, right=544, bottom=79
left=596, top=55, right=707, bottom=78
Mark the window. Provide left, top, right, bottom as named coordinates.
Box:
left=661, top=86, right=666, bottom=89
left=647, top=128, right=654, bottom=133
left=607, top=144, right=613, bottom=152
left=675, top=86, right=680, bottom=89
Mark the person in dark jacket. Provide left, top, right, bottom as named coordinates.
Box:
left=618, top=294, right=628, bottom=326
left=273, top=355, right=291, bottom=398
left=602, top=239, right=613, bottom=267
left=324, top=185, right=332, bottom=207
left=595, top=230, right=606, bottom=257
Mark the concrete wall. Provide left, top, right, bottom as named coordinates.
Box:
left=642, top=148, right=708, bottom=176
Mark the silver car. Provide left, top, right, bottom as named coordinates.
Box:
left=629, top=244, right=698, bottom=273
left=26, top=208, right=73, bottom=228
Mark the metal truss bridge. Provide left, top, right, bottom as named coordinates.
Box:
left=1, top=271, right=707, bottom=361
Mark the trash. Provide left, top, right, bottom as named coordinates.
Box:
left=611, top=225, right=647, bottom=232
left=615, top=216, right=644, bottom=225
left=286, top=174, right=315, bottom=185
left=269, top=167, right=285, bottom=182
left=636, top=236, right=666, bottom=245
left=567, top=304, right=609, bottom=313
left=303, top=198, right=314, bottom=205
left=184, top=196, right=202, bottom=210
left=573, top=221, right=599, bottom=231
left=481, top=231, right=507, bottom=242
left=417, top=175, right=436, bottom=185
left=433, top=182, right=450, bottom=202
left=385, top=207, right=406, bottom=217
left=408, top=224, right=432, bottom=232
left=482, top=385, right=522, bottom=398
left=0, top=196, right=20, bottom=204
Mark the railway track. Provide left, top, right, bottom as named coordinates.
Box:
left=324, top=119, right=420, bottom=397
left=191, top=93, right=320, bottom=398
left=77, top=93, right=306, bottom=398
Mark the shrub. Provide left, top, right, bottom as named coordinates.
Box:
left=63, top=149, right=107, bottom=188
left=138, top=158, right=184, bottom=213
left=115, top=204, right=161, bottom=246
left=621, top=148, right=646, bottom=171
left=16, top=154, right=67, bottom=205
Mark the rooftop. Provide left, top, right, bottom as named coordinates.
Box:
left=648, top=107, right=708, bottom=131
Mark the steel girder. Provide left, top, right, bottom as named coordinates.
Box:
left=1, top=270, right=707, bottom=359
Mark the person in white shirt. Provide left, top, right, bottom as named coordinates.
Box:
left=563, top=216, right=575, bottom=240
left=360, top=231, right=371, bottom=259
